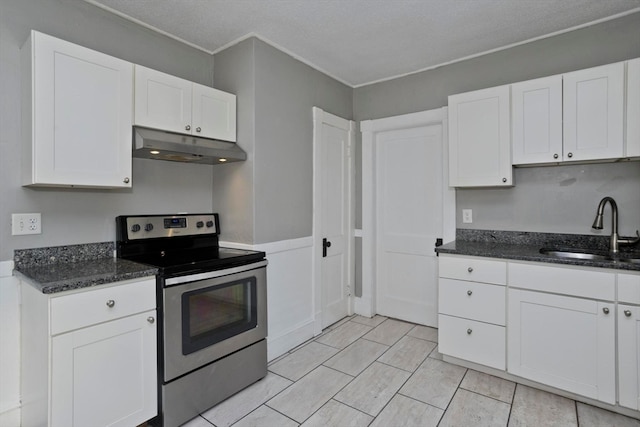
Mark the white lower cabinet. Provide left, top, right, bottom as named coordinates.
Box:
left=21, top=277, right=157, bottom=427
left=508, top=289, right=616, bottom=404
left=618, top=273, right=640, bottom=411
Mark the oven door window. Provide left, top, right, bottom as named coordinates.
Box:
left=181, top=277, right=257, bottom=355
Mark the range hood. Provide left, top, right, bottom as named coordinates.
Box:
left=133, top=127, right=247, bottom=165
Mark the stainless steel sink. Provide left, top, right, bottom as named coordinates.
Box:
left=539, top=248, right=640, bottom=264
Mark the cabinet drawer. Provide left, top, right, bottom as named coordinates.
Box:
left=51, top=278, right=156, bottom=335
left=509, top=262, right=615, bottom=300
left=619, top=273, right=640, bottom=305
left=439, top=278, right=505, bottom=325
left=439, top=255, right=506, bottom=285
left=438, top=314, right=505, bottom=370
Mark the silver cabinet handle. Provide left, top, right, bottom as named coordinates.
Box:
left=567, top=152, right=573, bottom=158
left=123, top=177, right=130, bottom=184
left=106, top=300, right=115, bottom=308
left=602, top=307, right=610, bottom=315
left=467, top=328, right=472, bottom=335
left=196, top=127, right=201, bottom=133
left=553, top=153, right=559, bottom=159
left=467, top=267, right=473, bottom=273
left=147, top=316, right=155, bottom=324
left=502, top=177, right=507, bottom=183
left=185, top=125, right=191, bottom=131
left=467, top=290, right=473, bottom=296
left=624, top=310, right=632, bottom=317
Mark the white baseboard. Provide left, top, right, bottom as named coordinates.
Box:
left=266, top=318, right=316, bottom=361
left=353, top=296, right=374, bottom=318
left=0, top=406, right=20, bottom=427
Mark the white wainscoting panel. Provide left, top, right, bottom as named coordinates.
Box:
left=222, top=237, right=315, bottom=361
left=0, top=261, right=21, bottom=426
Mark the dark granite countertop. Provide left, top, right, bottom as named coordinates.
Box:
left=15, top=242, right=158, bottom=294
left=436, top=230, right=640, bottom=272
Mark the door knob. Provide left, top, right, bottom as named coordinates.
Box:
left=322, top=238, right=332, bottom=257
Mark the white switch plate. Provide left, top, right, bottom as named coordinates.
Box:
left=462, top=209, right=473, bottom=224
left=11, top=213, right=42, bottom=235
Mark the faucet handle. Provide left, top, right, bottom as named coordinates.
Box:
left=619, top=230, right=640, bottom=246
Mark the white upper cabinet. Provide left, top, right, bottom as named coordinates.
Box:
left=134, top=65, right=236, bottom=142
left=512, top=75, right=563, bottom=165
left=448, top=85, right=512, bottom=187
left=21, top=31, right=133, bottom=188
left=563, top=62, right=625, bottom=162
left=627, top=58, right=640, bottom=158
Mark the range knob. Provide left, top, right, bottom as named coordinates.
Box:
left=144, top=223, right=154, bottom=232
left=131, top=224, right=141, bottom=232
left=196, top=221, right=204, bottom=228
left=206, top=220, right=214, bottom=228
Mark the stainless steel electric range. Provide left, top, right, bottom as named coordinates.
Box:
left=116, top=213, right=267, bottom=427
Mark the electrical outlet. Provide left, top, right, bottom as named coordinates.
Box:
left=462, top=209, right=473, bottom=224
left=11, top=213, right=42, bottom=235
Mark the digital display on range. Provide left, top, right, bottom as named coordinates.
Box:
left=164, top=217, right=187, bottom=229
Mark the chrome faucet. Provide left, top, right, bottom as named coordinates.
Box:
left=592, top=197, right=640, bottom=253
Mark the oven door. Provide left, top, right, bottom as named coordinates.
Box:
left=162, top=260, right=267, bottom=382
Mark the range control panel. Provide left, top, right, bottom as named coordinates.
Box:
left=121, top=214, right=219, bottom=240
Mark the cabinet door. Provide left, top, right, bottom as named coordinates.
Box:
left=563, top=62, right=624, bottom=161
left=508, top=290, right=615, bottom=404
left=192, top=83, right=237, bottom=142
left=627, top=58, right=640, bottom=157
left=134, top=64, right=193, bottom=134
left=448, top=86, right=512, bottom=186
left=51, top=311, right=157, bottom=427
left=511, top=75, right=563, bottom=165
left=619, top=304, right=640, bottom=411
left=26, top=31, right=133, bottom=188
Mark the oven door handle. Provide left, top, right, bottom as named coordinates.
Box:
left=165, top=260, right=268, bottom=286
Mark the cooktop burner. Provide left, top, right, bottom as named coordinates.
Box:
left=115, top=214, right=265, bottom=278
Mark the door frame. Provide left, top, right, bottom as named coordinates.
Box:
left=358, top=107, right=455, bottom=319
left=312, top=107, right=356, bottom=335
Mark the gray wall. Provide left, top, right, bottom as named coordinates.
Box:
left=353, top=12, right=640, bottom=235
left=0, top=0, right=217, bottom=261
left=213, top=38, right=353, bottom=244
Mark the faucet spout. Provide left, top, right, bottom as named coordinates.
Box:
left=592, top=197, right=640, bottom=253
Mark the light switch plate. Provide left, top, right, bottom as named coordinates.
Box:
left=11, top=213, right=42, bottom=235
left=462, top=209, right=473, bottom=224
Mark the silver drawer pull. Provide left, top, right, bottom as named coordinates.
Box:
left=467, top=267, right=473, bottom=273
left=624, top=310, right=632, bottom=317
left=467, top=328, right=472, bottom=335
left=467, top=290, right=473, bottom=296
left=602, top=307, right=610, bottom=315
left=185, top=125, right=191, bottom=131
left=147, top=316, right=155, bottom=324
left=106, top=300, right=115, bottom=308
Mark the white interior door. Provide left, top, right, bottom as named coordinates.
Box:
left=375, top=124, right=443, bottom=326
left=313, top=108, right=354, bottom=331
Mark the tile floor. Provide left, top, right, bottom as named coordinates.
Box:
left=183, top=315, right=640, bottom=427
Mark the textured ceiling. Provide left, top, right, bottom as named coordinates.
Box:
left=86, top=0, right=640, bottom=87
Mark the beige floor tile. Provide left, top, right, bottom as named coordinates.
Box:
left=231, top=405, right=298, bottom=427
left=315, top=321, right=373, bottom=349
left=576, top=402, right=640, bottom=427
left=508, top=384, right=577, bottom=427
left=266, top=366, right=353, bottom=423
left=334, top=361, right=411, bottom=417
left=269, top=342, right=339, bottom=381
left=300, top=399, right=373, bottom=427
left=459, top=370, right=516, bottom=403
left=439, top=389, right=510, bottom=427
left=370, top=394, right=443, bottom=427
left=407, top=324, right=439, bottom=343
left=362, top=318, right=414, bottom=346
left=201, top=372, right=292, bottom=427
left=428, top=345, right=444, bottom=360
left=323, top=338, right=389, bottom=376
left=180, top=415, right=214, bottom=427
left=327, top=316, right=354, bottom=330
left=377, top=335, right=436, bottom=372
left=399, top=358, right=467, bottom=409
left=350, top=315, right=388, bottom=327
